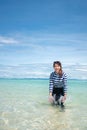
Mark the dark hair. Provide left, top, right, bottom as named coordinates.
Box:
left=53, top=61, right=63, bottom=77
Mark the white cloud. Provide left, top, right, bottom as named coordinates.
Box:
left=0, top=63, right=87, bottom=79
left=1, top=33, right=87, bottom=48
left=75, top=68, right=87, bottom=72
left=0, top=32, right=87, bottom=65
left=0, top=36, right=19, bottom=44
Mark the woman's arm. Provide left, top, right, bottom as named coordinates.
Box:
left=49, top=73, right=54, bottom=96
left=63, top=73, right=67, bottom=99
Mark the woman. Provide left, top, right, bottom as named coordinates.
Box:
left=49, top=61, right=67, bottom=108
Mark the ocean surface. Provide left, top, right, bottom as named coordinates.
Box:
left=0, top=79, right=87, bottom=130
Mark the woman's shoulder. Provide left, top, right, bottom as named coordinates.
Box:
left=62, top=72, right=67, bottom=78
left=50, top=71, right=55, bottom=77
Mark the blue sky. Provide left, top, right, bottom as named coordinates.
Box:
left=0, top=0, right=87, bottom=78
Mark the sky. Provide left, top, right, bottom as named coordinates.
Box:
left=0, top=0, right=87, bottom=78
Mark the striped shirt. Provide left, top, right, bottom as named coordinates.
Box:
left=49, top=71, right=67, bottom=94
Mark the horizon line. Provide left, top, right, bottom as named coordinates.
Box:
left=0, top=78, right=87, bottom=80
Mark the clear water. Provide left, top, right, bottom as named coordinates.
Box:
left=0, top=79, right=87, bottom=130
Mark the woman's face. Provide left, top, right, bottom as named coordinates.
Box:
left=54, top=64, right=61, bottom=73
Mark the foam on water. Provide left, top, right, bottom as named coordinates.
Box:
left=0, top=79, right=87, bottom=130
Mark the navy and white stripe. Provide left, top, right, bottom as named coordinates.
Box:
left=49, top=71, right=67, bottom=94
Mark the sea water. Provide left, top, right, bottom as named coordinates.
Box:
left=0, top=79, right=87, bottom=130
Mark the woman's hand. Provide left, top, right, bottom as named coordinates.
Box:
left=49, top=93, right=54, bottom=103
left=49, top=93, right=52, bottom=96
left=64, top=94, right=67, bottom=100
left=61, top=94, right=67, bottom=102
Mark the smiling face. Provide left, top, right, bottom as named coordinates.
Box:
left=53, top=63, right=61, bottom=73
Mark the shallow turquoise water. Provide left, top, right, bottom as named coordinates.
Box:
left=0, top=79, right=87, bottom=130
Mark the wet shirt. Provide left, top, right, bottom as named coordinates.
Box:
left=49, top=71, right=67, bottom=94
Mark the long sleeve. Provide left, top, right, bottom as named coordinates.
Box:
left=63, top=73, right=67, bottom=94
left=49, top=73, right=54, bottom=93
